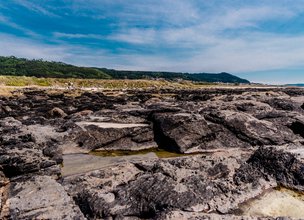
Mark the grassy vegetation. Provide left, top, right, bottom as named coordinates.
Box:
left=0, top=75, right=213, bottom=89
left=0, top=87, right=15, bottom=96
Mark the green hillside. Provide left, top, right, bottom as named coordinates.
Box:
left=0, top=56, right=111, bottom=79
left=0, top=56, right=250, bottom=83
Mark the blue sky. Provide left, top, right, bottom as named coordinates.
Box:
left=0, top=0, right=304, bottom=84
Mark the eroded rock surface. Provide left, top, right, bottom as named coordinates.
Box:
left=1, top=87, right=304, bottom=219
left=63, top=150, right=272, bottom=219
left=1, top=175, right=85, bottom=219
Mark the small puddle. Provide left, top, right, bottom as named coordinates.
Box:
left=62, top=148, right=202, bottom=177
left=237, top=187, right=304, bottom=218
left=76, top=121, right=149, bottom=128
left=89, top=148, right=200, bottom=158
left=62, top=152, right=156, bottom=177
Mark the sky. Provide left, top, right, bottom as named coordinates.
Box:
left=0, top=0, right=304, bottom=84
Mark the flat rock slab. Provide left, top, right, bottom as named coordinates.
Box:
left=1, top=175, right=85, bottom=219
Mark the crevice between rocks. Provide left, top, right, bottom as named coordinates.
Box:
left=150, top=119, right=180, bottom=153
left=288, top=121, right=304, bottom=138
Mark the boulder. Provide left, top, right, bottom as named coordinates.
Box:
left=47, top=107, right=67, bottom=118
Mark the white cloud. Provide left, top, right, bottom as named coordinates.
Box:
left=114, top=33, right=304, bottom=74
left=0, top=34, right=130, bottom=68
left=53, top=32, right=104, bottom=40
left=105, top=4, right=296, bottom=48
left=109, top=29, right=156, bottom=44
left=2, top=29, right=304, bottom=76
left=0, top=34, right=71, bottom=61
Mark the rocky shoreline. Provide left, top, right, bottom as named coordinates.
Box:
left=1, top=87, right=304, bottom=219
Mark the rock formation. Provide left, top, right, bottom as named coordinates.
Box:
left=1, top=87, right=304, bottom=219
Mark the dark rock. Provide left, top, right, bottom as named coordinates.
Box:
left=1, top=105, right=12, bottom=113
left=42, top=140, right=63, bottom=164
left=235, top=145, right=304, bottom=191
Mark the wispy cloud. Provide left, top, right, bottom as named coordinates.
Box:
left=204, top=6, right=295, bottom=31
left=12, top=0, right=60, bottom=17
left=53, top=32, right=104, bottom=40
